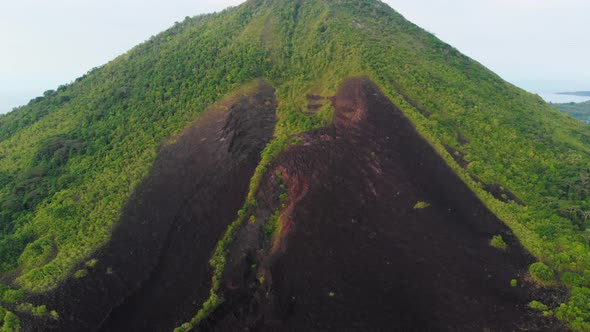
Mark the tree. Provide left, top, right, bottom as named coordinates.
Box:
left=1, top=311, right=20, bottom=332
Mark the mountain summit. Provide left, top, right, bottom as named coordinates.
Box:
left=0, top=0, right=589, bottom=331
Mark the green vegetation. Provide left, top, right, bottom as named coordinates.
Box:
left=74, top=269, right=88, bottom=279
left=490, top=235, right=508, bottom=250
left=31, top=304, right=47, bottom=317
left=529, top=262, right=555, bottom=284
left=510, top=279, right=518, bottom=287
left=15, top=303, right=50, bottom=318
left=1, top=311, right=20, bottom=332
left=263, top=172, right=289, bottom=240
left=413, top=201, right=430, bottom=209
left=0, top=0, right=589, bottom=330
left=556, top=287, right=590, bottom=330
left=14, top=303, right=32, bottom=313
left=84, top=259, right=98, bottom=268
left=0, top=283, right=55, bottom=325
left=528, top=300, right=556, bottom=319
left=0, top=286, right=24, bottom=304
left=263, top=211, right=283, bottom=238
left=553, top=101, right=590, bottom=124
left=248, top=215, right=256, bottom=224
left=529, top=300, right=549, bottom=311
left=49, top=310, right=59, bottom=321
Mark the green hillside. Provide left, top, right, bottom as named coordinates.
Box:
left=0, top=0, right=589, bottom=330
left=554, top=101, right=590, bottom=124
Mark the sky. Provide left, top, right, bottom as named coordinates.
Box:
left=1, top=0, right=589, bottom=114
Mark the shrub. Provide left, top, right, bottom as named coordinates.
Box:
left=14, top=303, right=32, bottom=313
left=556, top=286, right=590, bottom=330
left=510, top=279, right=518, bottom=287
left=1, top=290, right=24, bottom=304
left=490, top=235, right=508, bottom=250
left=74, top=269, right=88, bottom=279
left=2, top=311, right=20, bottom=332
left=529, top=300, right=548, bottom=311
left=173, top=323, right=192, bottom=332
left=413, top=201, right=430, bottom=209
left=85, top=259, right=98, bottom=268
left=279, top=193, right=289, bottom=204
left=31, top=305, right=47, bottom=317
left=529, top=262, right=554, bottom=284
left=263, top=211, right=282, bottom=238
left=49, top=310, right=59, bottom=321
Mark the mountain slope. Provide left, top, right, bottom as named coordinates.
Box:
left=0, top=0, right=588, bottom=330
left=201, top=77, right=565, bottom=331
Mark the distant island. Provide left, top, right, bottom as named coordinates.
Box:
left=556, top=91, right=590, bottom=97
left=553, top=100, right=590, bottom=124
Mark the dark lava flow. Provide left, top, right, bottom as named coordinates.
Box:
left=30, top=81, right=277, bottom=332
left=200, top=78, right=567, bottom=332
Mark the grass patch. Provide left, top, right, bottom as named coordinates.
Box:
left=413, top=201, right=430, bottom=209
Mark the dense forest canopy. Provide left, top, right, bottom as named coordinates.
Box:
left=0, top=0, right=589, bottom=330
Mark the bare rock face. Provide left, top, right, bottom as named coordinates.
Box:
left=32, top=81, right=277, bottom=332
left=202, top=78, right=567, bottom=332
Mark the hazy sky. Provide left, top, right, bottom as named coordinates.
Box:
left=1, top=0, right=589, bottom=114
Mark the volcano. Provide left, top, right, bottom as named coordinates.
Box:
left=1, top=0, right=589, bottom=331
